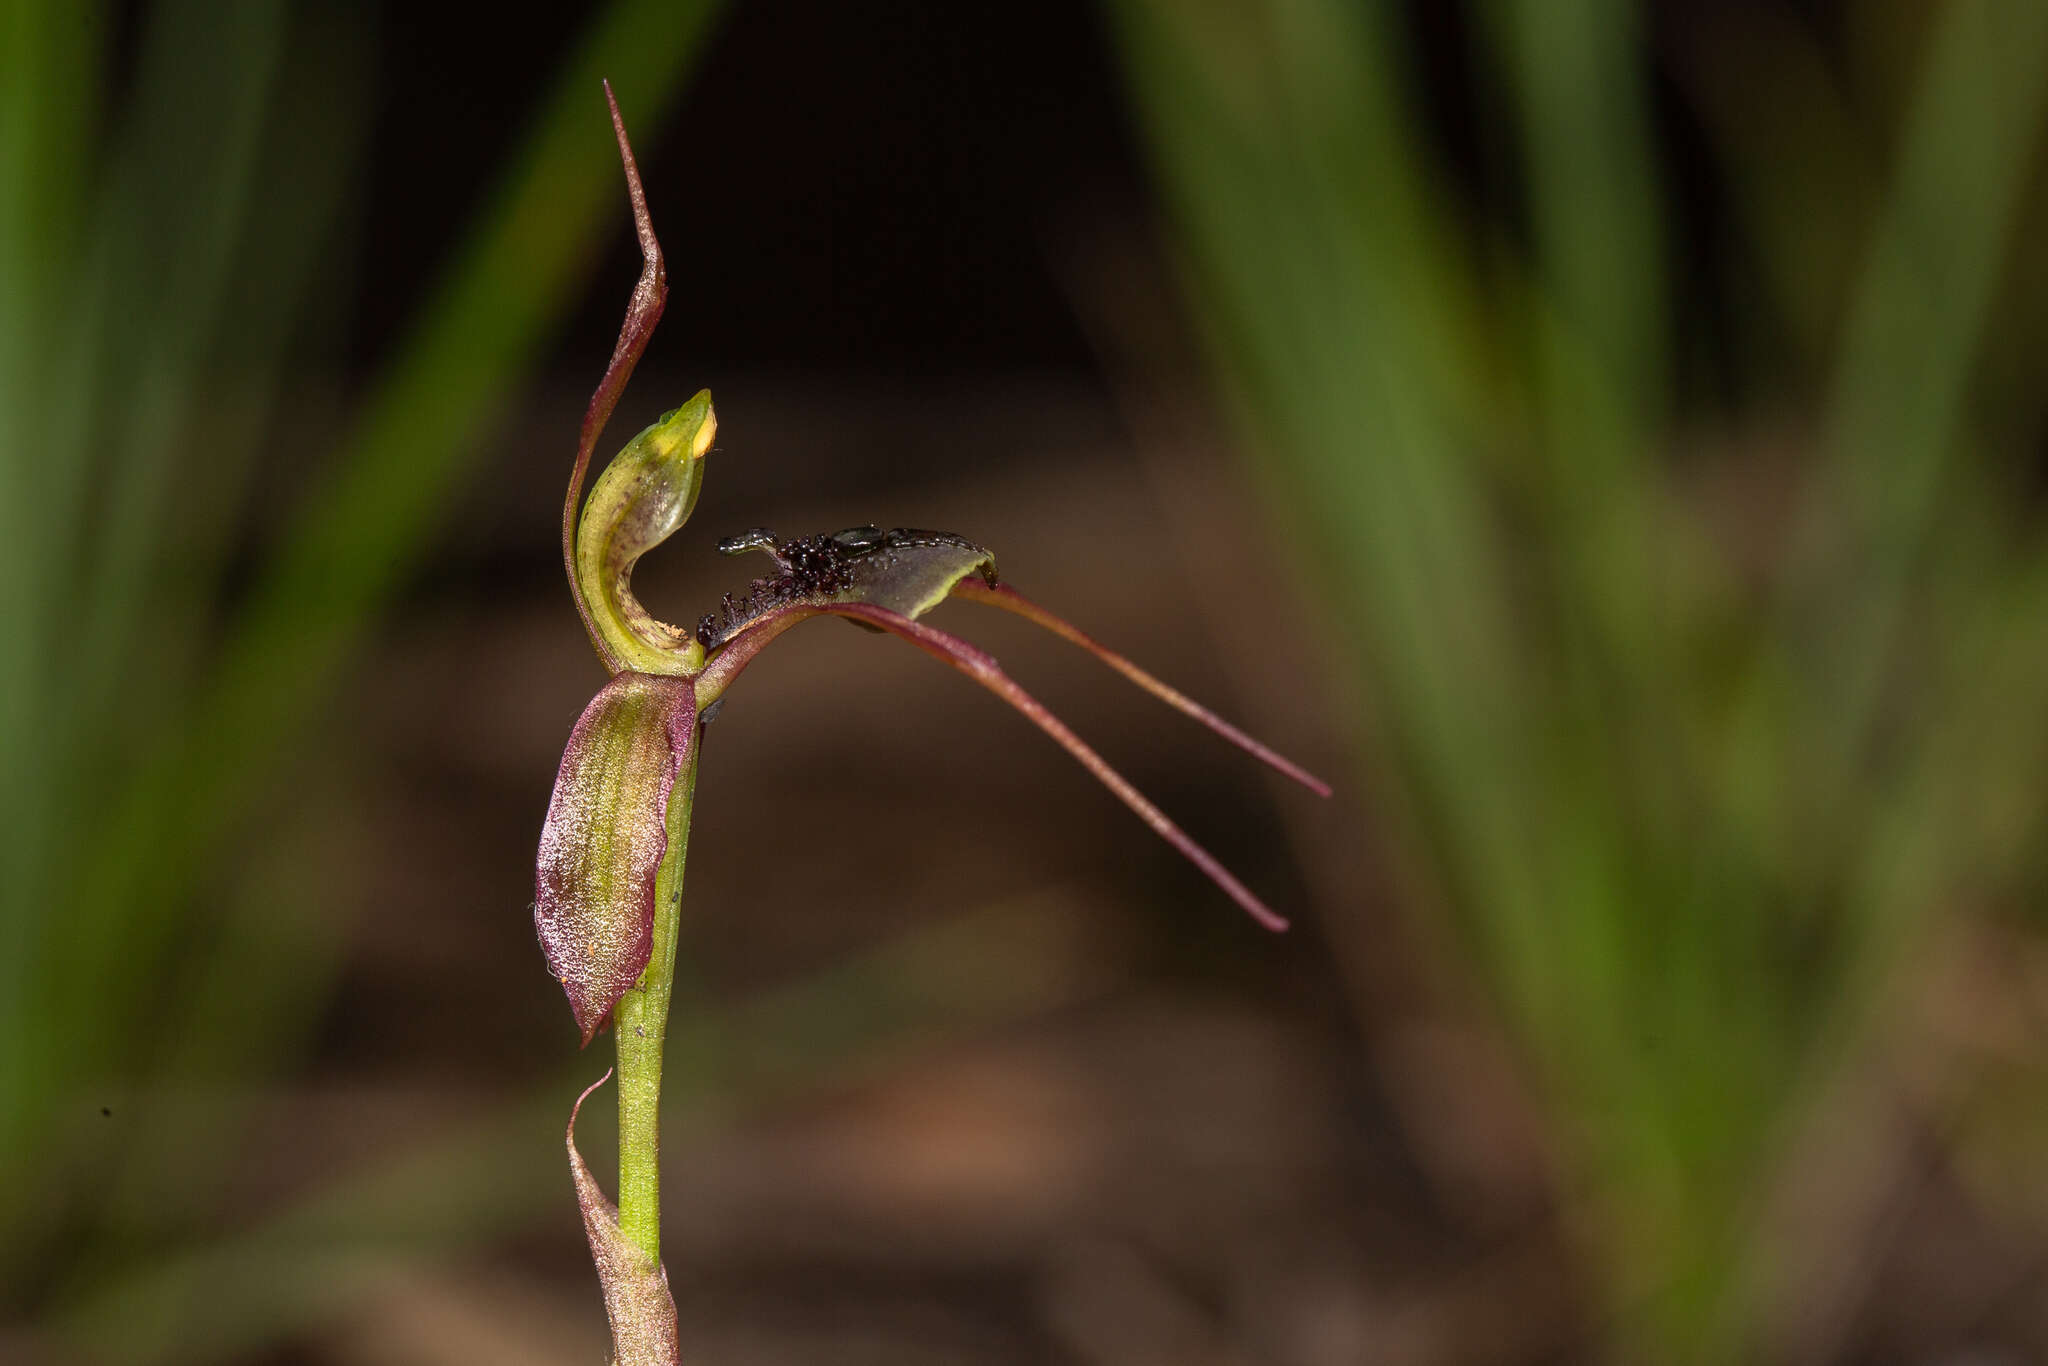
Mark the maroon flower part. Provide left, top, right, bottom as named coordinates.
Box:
left=538, top=83, right=1329, bottom=1050
left=689, top=541, right=1328, bottom=931
left=536, top=672, right=696, bottom=1045
left=539, top=82, right=1331, bottom=1366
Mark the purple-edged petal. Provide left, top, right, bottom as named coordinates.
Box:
left=568, top=1071, right=682, bottom=1366
left=537, top=672, right=697, bottom=1044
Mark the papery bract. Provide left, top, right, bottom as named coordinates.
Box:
left=568, top=1071, right=682, bottom=1366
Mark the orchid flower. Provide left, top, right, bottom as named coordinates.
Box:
left=539, top=85, right=1329, bottom=1366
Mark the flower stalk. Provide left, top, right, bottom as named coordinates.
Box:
left=611, top=743, right=697, bottom=1262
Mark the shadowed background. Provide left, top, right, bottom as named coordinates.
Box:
left=5, top=1, right=2048, bottom=1362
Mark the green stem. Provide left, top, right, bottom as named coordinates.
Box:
left=612, top=739, right=698, bottom=1263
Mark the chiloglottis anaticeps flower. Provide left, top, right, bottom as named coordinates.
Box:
left=540, top=85, right=1328, bottom=1365
left=538, top=87, right=1331, bottom=1049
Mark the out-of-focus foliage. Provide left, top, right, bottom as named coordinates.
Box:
left=1107, top=0, right=2048, bottom=1357
left=8, top=0, right=2048, bottom=1360
left=0, top=0, right=724, bottom=1347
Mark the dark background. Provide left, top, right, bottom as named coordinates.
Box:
left=8, top=2, right=2048, bottom=1363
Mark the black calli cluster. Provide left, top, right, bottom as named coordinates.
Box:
left=696, top=526, right=999, bottom=649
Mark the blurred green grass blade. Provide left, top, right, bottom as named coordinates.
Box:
left=0, top=0, right=102, bottom=593
left=1482, top=0, right=1665, bottom=416
left=1104, top=0, right=1549, bottom=1033
left=1817, top=0, right=2048, bottom=771
left=1108, top=1, right=2048, bottom=1358
left=1102, top=0, right=1509, bottom=770
left=1839, top=529, right=2048, bottom=1008
left=1830, top=0, right=2048, bottom=544
left=19, top=16, right=292, bottom=1151
left=0, top=0, right=330, bottom=1219
left=1675, top=10, right=1873, bottom=370
left=0, top=0, right=106, bottom=1126
left=56, top=0, right=291, bottom=714
left=1472, top=0, right=1681, bottom=1077
left=1472, top=12, right=1806, bottom=1333
left=1112, top=2, right=1801, bottom=1354
left=0, top=29, right=378, bottom=1304
left=1476, top=0, right=1677, bottom=688
left=144, top=2, right=377, bottom=709
left=11, top=0, right=728, bottom=1207
left=0, top=0, right=102, bottom=332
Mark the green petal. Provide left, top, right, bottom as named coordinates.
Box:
left=574, top=394, right=715, bottom=675
left=536, top=672, right=697, bottom=1044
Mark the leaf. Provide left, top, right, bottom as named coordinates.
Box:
left=536, top=673, right=697, bottom=1044
left=567, top=1071, right=681, bottom=1366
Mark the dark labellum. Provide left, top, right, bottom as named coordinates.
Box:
left=695, top=526, right=998, bottom=648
